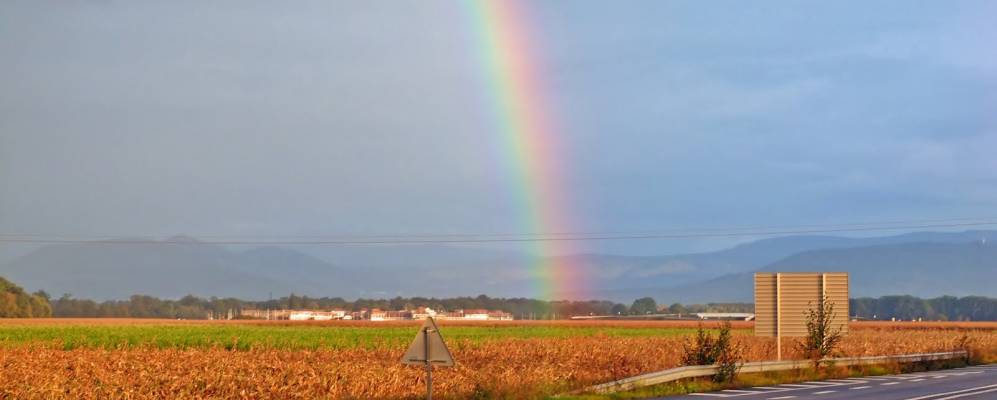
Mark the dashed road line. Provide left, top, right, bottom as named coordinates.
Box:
left=935, top=387, right=997, bottom=399
left=902, top=383, right=997, bottom=400
left=682, top=365, right=996, bottom=399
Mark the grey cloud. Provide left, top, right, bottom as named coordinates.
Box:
left=1, top=1, right=995, bottom=258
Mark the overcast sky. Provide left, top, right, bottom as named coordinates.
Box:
left=2, top=1, right=995, bottom=256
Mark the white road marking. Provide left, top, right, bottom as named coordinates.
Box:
left=684, top=366, right=997, bottom=399
left=935, top=387, right=997, bottom=400
left=902, top=383, right=997, bottom=400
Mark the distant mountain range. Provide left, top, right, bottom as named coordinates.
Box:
left=621, top=241, right=997, bottom=304
left=1, top=230, right=994, bottom=302
left=582, top=230, right=997, bottom=303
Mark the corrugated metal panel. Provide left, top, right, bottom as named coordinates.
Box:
left=824, top=272, right=849, bottom=335
left=754, top=273, right=777, bottom=336
left=754, top=272, right=849, bottom=337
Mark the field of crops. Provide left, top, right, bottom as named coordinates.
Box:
left=0, top=319, right=993, bottom=399
left=0, top=319, right=751, bottom=350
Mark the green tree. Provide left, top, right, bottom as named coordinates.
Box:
left=0, top=276, right=52, bottom=317
left=630, top=297, right=658, bottom=315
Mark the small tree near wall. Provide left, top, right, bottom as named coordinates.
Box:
left=798, top=295, right=843, bottom=369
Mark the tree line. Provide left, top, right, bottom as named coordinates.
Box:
left=850, top=295, right=997, bottom=321
left=0, top=277, right=52, bottom=317
left=3, top=275, right=995, bottom=320
left=48, top=294, right=997, bottom=321
left=46, top=293, right=756, bottom=320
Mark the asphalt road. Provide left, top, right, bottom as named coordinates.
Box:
left=664, top=364, right=997, bottom=400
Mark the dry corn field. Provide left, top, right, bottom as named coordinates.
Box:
left=0, top=320, right=993, bottom=399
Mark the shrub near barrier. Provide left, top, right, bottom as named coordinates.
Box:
left=681, top=322, right=742, bottom=383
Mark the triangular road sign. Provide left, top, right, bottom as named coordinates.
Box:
left=401, top=317, right=455, bottom=367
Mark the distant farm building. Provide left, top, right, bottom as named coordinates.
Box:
left=288, top=310, right=346, bottom=321
left=240, top=307, right=513, bottom=321
left=695, top=312, right=755, bottom=321
left=462, top=309, right=490, bottom=320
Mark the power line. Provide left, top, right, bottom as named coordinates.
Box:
left=1, top=216, right=994, bottom=240
left=1, top=219, right=995, bottom=245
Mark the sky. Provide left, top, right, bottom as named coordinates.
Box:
left=2, top=1, right=996, bottom=257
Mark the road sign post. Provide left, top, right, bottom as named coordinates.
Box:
left=401, top=317, right=454, bottom=400
left=424, top=326, right=431, bottom=399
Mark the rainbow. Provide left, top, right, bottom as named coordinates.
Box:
left=462, top=1, right=582, bottom=300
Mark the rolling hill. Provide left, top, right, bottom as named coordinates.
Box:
left=0, top=237, right=357, bottom=300
left=1, top=230, right=994, bottom=301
